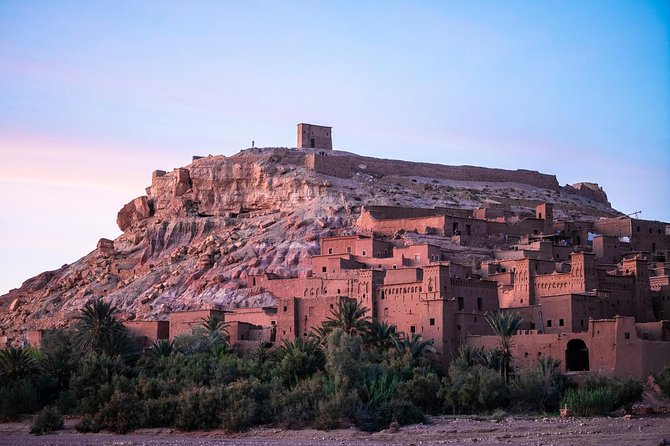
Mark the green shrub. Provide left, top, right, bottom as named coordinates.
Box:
left=561, top=388, right=612, bottom=416
left=74, top=414, right=100, bottom=433
left=30, top=406, right=64, bottom=435
left=174, top=386, right=224, bottom=431
left=0, top=380, right=41, bottom=420
left=93, top=390, right=146, bottom=433
left=509, top=361, right=572, bottom=413
left=656, top=366, right=670, bottom=398
left=395, top=368, right=441, bottom=414
left=220, top=378, right=269, bottom=432
left=370, top=399, right=425, bottom=431
left=441, top=364, right=508, bottom=414
left=314, top=389, right=361, bottom=430
left=271, top=375, right=327, bottom=428
left=582, top=376, right=643, bottom=413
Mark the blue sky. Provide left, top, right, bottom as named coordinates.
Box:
left=0, top=1, right=668, bottom=294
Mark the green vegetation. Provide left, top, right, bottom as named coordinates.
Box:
left=0, top=299, right=650, bottom=433
left=655, top=365, right=670, bottom=397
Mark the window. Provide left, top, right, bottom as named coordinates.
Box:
left=252, top=277, right=256, bottom=286
left=580, top=319, right=584, bottom=328
left=624, top=332, right=630, bottom=340
left=308, top=307, right=315, bottom=317
left=477, top=297, right=483, bottom=311
left=559, top=319, right=564, bottom=327
left=414, top=254, right=420, bottom=261
left=465, top=224, right=471, bottom=236
left=429, top=318, right=435, bottom=326
left=547, top=320, right=552, bottom=327
left=392, top=264, right=397, bottom=269
left=329, top=304, right=334, bottom=309
left=337, top=289, right=340, bottom=294
left=383, top=308, right=389, bottom=317
left=637, top=226, right=640, bottom=232
left=322, top=266, right=327, bottom=273
left=410, top=325, right=416, bottom=333
left=328, top=248, right=333, bottom=254
left=457, top=297, right=464, bottom=311
left=530, top=322, right=536, bottom=329
left=649, top=228, right=652, bottom=233
left=362, top=250, right=367, bottom=256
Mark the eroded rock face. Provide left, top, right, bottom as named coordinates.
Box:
left=0, top=147, right=620, bottom=344
left=564, top=182, right=610, bottom=206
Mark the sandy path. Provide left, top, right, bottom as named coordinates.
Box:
left=1, top=415, right=669, bottom=446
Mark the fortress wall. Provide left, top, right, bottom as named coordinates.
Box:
left=305, top=153, right=352, bottom=178
left=352, top=156, right=560, bottom=191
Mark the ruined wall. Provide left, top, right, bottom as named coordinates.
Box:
left=351, top=155, right=560, bottom=190
left=358, top=211, right=447, bottom=236
left=305, top=153, right=351, bottom=178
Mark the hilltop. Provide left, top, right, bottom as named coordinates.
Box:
left=0, top=146, right=618, bottom=343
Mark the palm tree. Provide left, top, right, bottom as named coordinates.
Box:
left=148, top=339, right=174, bottom=358
left=367, top=321, right=400, bottom=352
left=74, top=299, right=129, bottom=357
left=397, top=333, right=435, bottom=359
left=274, top=337, right=325, bottom=385
left=0, top=347, right=38, bottom=384
left=324, top=299, right=371, bottom=337
left=485, top=310, right=523, bottom=383
left=452, top=345, right=484, bottom=367
left=195, top=315, right=230, bottom=344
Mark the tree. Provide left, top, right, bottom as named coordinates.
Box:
left=195, top=315, right=230, bottom=345
left=367, top=321, right=399, bottom=354
left=274, top=337, right=325, bottom=386
left=397, top=333, right=435, bottom=359
left=485, top=311, right=522, bottom=383
left=73, top=299, right=131, bottom=357
left=0, top=347, right=38, bottom=384
left=148, top=339, right=174, bottom=358
left=324, top=299, right=371, bottom=337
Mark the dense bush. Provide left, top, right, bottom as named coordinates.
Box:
left=655, top=366, right=670, bottom=398
left=562, top=378, right=643, bottom=416
left=561, top=388, right=612, bottom=416
left=441, top=363, right=508, bottom=414
left=2, top=301, right=650, bottom=433
left=30, top=406, right=64, bottom=435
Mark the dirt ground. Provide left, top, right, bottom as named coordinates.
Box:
left=1, top=414, right=669, bottom=446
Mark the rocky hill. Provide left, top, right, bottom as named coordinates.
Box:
left=0, top=147, right=619, bottom=343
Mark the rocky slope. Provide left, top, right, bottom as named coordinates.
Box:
left=0, top=147, right=620, bottom=343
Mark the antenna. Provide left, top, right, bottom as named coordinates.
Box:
left=625, top=211, right=642, bottom=218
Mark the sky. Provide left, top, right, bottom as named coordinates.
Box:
left=0, top=1, right=668, bottom=295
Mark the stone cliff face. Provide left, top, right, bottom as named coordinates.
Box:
left=0, top=147, right=620, bottom=343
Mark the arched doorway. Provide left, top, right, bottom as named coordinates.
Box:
left=565, top=339, right=589, bottom=371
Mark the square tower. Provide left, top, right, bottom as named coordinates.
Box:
left=297, top=123, right=332, bottom=150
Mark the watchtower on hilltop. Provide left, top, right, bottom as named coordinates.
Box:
left=297, top=123, right=332, bottom=150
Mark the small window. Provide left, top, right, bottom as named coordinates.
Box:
left=362, top=250, right=367, bottom=256
left=329, top=304, right=334, bottom=309
left=649, top=228, right=652, bottom=234
left=346, top=247, right=351, bottom=253
left=337, top=289, right=340, bottom=294
left=477, top=297, right=483, bottom=311
left=580, top=319, right=584, bottom=327
left=384, top=308, right=389, bottom=317
left=410, top=325, right=416, bottom=333
left=547, top=320, right=552, bottom=327
left=328, top=248, right=333, bottom=254
left=524, top=352, right=529, bottom=358
left=624, top=332, right=630, bottom=340
left=458, top=297, right=464, bottom=310
left=637, top=226, right=640, bottom=232
left=308, top=307, right=315, bottom=317
left=530, top=322, right=536, bottom=329
left=429, top=318, right=435, bottom=326
left=392, top=264, right=397, bottom=269
left=559, top=319, right=564, bottom=327
left=457, top=325, right=461, bottom=330
left=322, top=266, right=327, bottom=273
left=414, top=254, right=420, bottom=261
left=283, top=306, right=288, bottom=312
